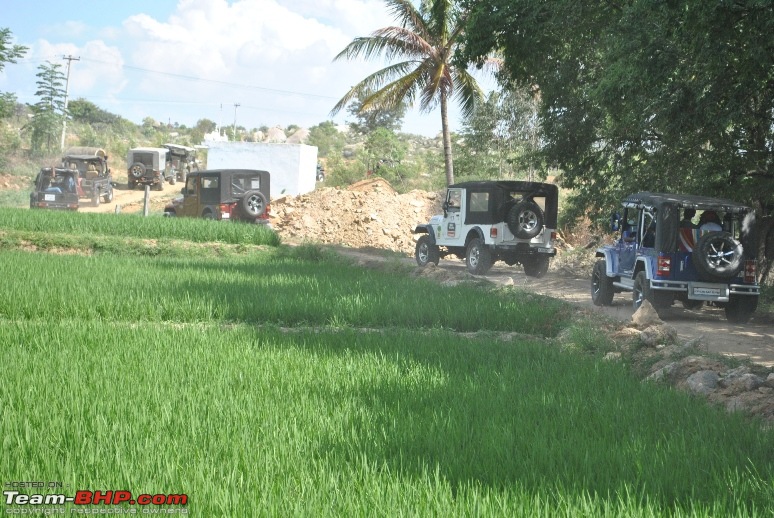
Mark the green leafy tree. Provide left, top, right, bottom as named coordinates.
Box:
left=346, top=91, right=405, bottom=135
left=0, top=28, right=27, bottom=73
left=331, top=0, right=493, bottom=186
left=456, top=85, right=541, bottom=181
left=28, top=61, right=66, bottom=153
left=363, top=128, right=411, bottom=186
left=463, top=0, right=774, bottom=221
left=0, top=92, right=18, bottom=119
left=308, top=121, right=347, bottom=158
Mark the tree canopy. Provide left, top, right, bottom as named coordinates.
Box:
left=463, top=0, right=774, bottom=220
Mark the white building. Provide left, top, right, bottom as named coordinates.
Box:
left=205, top=142, right=318, bottom=198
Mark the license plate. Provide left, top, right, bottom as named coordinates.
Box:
left=221, top=212, right=230, bottom=219
left=538, top=247, right=553, bottom=253
left=44, top=194, right=55, bottom=201
left=693, top=287, right=721, bottom=296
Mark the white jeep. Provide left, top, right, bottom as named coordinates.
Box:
left=413, top=181, right=559, bottom=276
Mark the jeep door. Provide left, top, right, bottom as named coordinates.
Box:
left=438, top=188, right=465, bottom=246
left=179, top=176, right=200, bottom=217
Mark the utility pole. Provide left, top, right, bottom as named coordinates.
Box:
left=60, top=54, right=80, bottom=151
left=232, top=103, right=240, bottom=141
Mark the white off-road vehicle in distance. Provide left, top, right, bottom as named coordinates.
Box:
left=412, top=181, right=559, bottom=277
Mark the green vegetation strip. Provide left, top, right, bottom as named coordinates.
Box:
left=2, top=321, right=772, bottom=516
left=0, top=207, right=281, bottom=246
left=0, top=248, right=572, bottom=334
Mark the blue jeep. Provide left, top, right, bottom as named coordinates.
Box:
left=592, top=192, right=759, bottom=323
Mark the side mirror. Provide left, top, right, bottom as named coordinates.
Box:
left=611, top=212, right=621, bottom=232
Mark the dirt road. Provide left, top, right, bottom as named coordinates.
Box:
left=336, top=248, right=774, bottom=367
left=78, top=181, right=178, bottom=214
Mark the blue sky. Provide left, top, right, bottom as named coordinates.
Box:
left=0, top=0, right=493, bottom=137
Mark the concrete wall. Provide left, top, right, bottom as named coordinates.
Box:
left=205, top=142, right=317, bottom=198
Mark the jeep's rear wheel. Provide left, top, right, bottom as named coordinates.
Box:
left=466, top=238, right=493, bottom=275
left=242, top=190, right=267, bottom=217
left=129, top=163, right=145, bottom=179
left=692, top=231, right=744, bottom=282
left=415, top=235, right=440, bottom=267
left=724, top=295, right=757, bottom=324
left=202, top=210, right=214, bottom=220
left=633, top=271, right=673, bottom=310
left=591, top=259, right=615, bottom=306
left=506, top=200, right=544, bottom=239
left=523, top=255, right=550, bottom=278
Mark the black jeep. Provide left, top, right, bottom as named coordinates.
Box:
left=163, top=169, right=271, bottom=225
left=29, top=167, right=80, bottom=210
left=592, top=192, right=759, bottom=323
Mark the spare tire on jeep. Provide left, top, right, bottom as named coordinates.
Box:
left=692, top=231, right=744, bottom=282
left=506, top=200, right=544, bottom=239
left=129, top=163, right=146, bottom=179
left=241, top=190, right=267, bottom=217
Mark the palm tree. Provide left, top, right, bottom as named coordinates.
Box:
left=330, top=0, right=489, bottom=186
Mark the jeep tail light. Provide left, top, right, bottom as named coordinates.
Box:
left=550, top=231, right=557, bottom=242
left=657, top=254, right=671, bottom=275
left=490, top=227, right=497, bottom=238
left=744, top=260, right=756, bottom=283
left=257, top=203, right=271, bottom=220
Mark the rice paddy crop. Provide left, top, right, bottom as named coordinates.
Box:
left=2, top=208, right=773, bottom=516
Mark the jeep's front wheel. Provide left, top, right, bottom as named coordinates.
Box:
left=523, top=255, right=550, bottom=278
left=506, top=200, right=544, bottom=239
left=724, top=295, right=758, bottom=324
left=692, top=231, right=744, bottom=282
left=466, top=238, right=493, bottom=275
left=415, top=235, right=440, bottom=267
left=591, top=259, right=615, bottom=306
left=102, top=186, right=113, bottom=204
left=633, top=271, right=673, bottom=310
left=91, top=190, right=100, bottom=207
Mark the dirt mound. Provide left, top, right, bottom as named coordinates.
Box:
left=270, top=180, right=443, bottom=255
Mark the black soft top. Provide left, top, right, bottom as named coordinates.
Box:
left=622, top=192, right=756, bottom=253
left=623, top=192, right=752, bottom=214
left=449, top=180, right=559, bottom=227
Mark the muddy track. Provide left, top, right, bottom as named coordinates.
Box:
left=332, top=247, right=774, bottom=367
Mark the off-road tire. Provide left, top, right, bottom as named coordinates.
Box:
left=202, top=210, right=214, bottom=220
left=91, top=190, right=100, bottom=207
left=633, top=271, right=673, bottom=310
left=506, top=200, right=544, bottom=239
left=724, top=295, right=758, bottom=324
left=103, top=186, right=113, bottom=204
left=591, top=259, right=615, bottom=306
left=415, top=235, right=440, bottom=267
left=129, top=163, right=146, bottom=179
left=692, top=231, right=744, bottom=282
left=242, top=190, right=267, bottom=217
left=466, top=238, right=493, bottom=275
left=523, top=255, right=550, bottom=278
